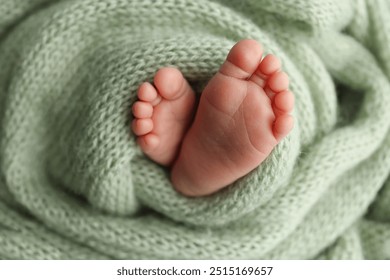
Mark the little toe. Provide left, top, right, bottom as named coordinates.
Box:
left=132, top=101, right=153, bottom=118
left=131, top=118, right=153, bottom=136
left=274, top=90, right=294, bottom=113
left=137, top=134, right=160, bottom=152
left=154, top=67, right=190, bottom=100
left=273, top=114, right=294, bottom=142
left=137, top=82, right=161, bottom=106
left=219, top=39, right=263, bottom=79
left=268, top=71, right=289, bottom=93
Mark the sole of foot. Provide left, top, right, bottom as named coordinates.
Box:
left=171, top=39, right=294, bottom=196
left=132, top=67, right=196, bottom=166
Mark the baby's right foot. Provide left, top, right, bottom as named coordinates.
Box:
left=171, top=39, right=294, bottom=196
left=132, top=68, right=196, bottom=166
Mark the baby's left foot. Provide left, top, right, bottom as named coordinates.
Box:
left=132, top=68, right=196, bottom=166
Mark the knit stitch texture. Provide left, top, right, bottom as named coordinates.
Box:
left=0, top=0, right=390, bottom=259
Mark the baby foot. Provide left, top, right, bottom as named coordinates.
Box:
left=132, top=67, right=196, bottom=166
left=171, top=39, right=294, bottom=196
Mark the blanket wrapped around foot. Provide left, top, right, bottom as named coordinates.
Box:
left=1, top=0, right=390, bottom=259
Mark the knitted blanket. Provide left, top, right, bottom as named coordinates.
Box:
left=0, top=0, right=390, bottom=260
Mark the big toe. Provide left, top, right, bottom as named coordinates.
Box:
left=219, top=39, right=263, bottom=79
left=154, top=67, right=187, bottom=100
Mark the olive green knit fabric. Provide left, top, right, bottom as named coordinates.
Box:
left=1, top=0, right=390, bottom=259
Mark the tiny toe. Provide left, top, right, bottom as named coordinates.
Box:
left=274, top=90, right=294, bottom=113
left=138, top=82, right=156, bottom=101
left=259, top=54, right=281, bottom=75
left=132, top=101, right=153, bottom=118
left=268, top=71, right=289, bottom=93
left=138, top=82, right=161, bottom=106
left=131, top=118, right=153, bottom=136
left=273, top=114, right=294, bottom=141
left=250, top=54, right=282, bottom=89
left=137, top=134, right=160, bottom=152
left=154, top=67, right=189, bottom=100
left=219, top=39, right=263, bottom=79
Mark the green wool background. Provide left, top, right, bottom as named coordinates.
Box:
left=0, top=0, right=390, bottom=259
